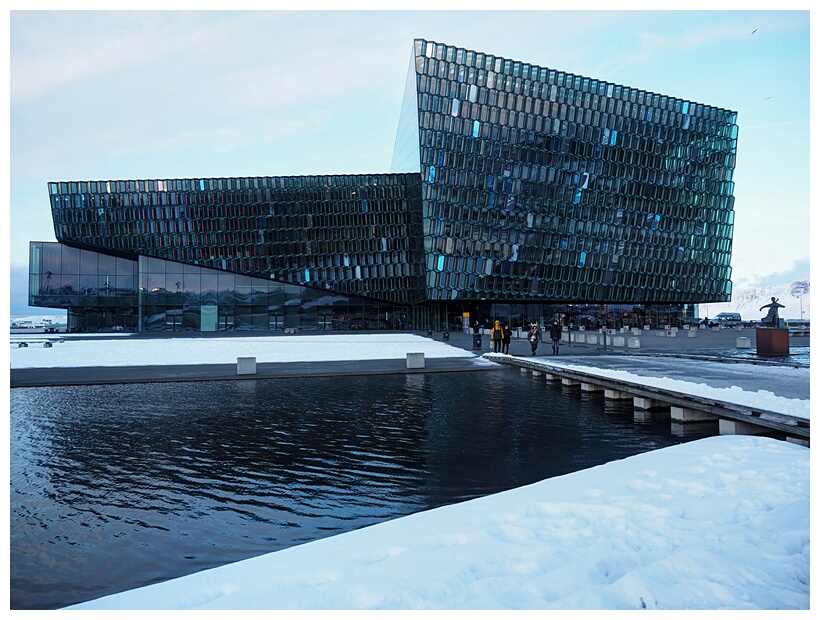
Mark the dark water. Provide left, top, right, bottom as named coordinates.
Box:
left=10, top=368, right=709, bottom=610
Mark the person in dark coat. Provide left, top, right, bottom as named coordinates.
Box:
left=549, top=320, right=562, bottom=355
left=528, top=324, right=541, bottom=355
left=501, top=322, right=512, bottom=354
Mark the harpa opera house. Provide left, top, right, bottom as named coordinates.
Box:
left=29, top=39, right=738, bottom=333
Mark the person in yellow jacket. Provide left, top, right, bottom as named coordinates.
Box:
left=490, top=319, right=504, bottom=353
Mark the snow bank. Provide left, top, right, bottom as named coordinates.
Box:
left=65, top=435, right=810, bottom=610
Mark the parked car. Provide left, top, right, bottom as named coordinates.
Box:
left=714, top=312, right=742, bottom=327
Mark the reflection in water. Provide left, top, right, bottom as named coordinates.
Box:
left=10, top=369, right=706, bottom=609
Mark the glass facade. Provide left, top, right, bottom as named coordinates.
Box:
left=30, top=242, right=430, bottom=332
left=399, top=39, right=737, bottom=304
left=47, top=173, right=425, bottom=305
left=29, top=242, right=139, bottom=331
left=30, top=39, right=738, bottom=332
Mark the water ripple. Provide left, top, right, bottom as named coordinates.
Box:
left=11, top=370, right=701, bottom=609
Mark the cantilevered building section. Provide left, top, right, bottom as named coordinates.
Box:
left=30, top=38, right=738, bottom=333
left=45, top=173, right=426, bottom=303
left=392, top=39, right=738, bottom=304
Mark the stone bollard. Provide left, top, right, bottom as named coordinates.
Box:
left=406, top=352, right=425, bottom=369
left=736, top=337, right=751, bottom=349
left=237, top=356, right=257, bottom=375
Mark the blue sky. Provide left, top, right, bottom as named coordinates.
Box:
left=5, top=8, right=812, bottom=315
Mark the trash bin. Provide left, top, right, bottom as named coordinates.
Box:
left=472, top=333, right=482, bottom=349
left=443, top=330, right=450, bottom=341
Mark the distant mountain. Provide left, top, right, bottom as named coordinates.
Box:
left=700, top=280, right=810, bottom=322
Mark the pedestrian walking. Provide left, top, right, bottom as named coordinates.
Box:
left=549, top=320, right=562, bottom=355
left=501, top=322, right=512, bottom=354
left=490, top=319, right=504, bottom=353
left=528, top=324, right=541, bottom=355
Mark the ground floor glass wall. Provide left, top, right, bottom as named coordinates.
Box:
left=137, top=255, right=423, bottom=332
left=31, top=243, right=699, bottom=333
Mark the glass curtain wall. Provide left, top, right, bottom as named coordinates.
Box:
left=29, top=242, right=138, bottom=332
left=138, top=255, right=423, bottom=332
left=406, top=38, right=738, bottom=304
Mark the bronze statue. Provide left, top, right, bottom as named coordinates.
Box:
left=759, top=296, right=784, bottom=327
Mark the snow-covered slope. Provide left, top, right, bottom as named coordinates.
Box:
left=700, top=280, right=809, bottom=322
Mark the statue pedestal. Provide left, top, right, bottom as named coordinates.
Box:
left=756, top=328, right=789, bottom=357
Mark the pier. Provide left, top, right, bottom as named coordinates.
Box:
left=492, top=355, right=809, bottom=447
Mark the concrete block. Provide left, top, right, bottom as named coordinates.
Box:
left=688, top=330, right=698, bottom=338
left=562, top=378, right=580, bottom=387
left=581, top=382, right=603, bottom=392
left=605, top=388, right=632, bottom=400
left=632, top=328, right=643, bottom=336
left=633, top=396, right=667, bottom=410
left=237, top=356, right=257, bottom=375
left=719, top=418, right=768, bottom=436
left=586, top=334, right=598, bottom=344
left=671, top=406, right=718, bottom=423
left=786, top=436, right=810, bottom=448
left=736, top=337, right=751, bottom=349
left=612, top=336, right=625, bottom=347
left=406, top=352, right=425, bottom=369
left=627, top=337, right=640, bottom=349
left=666, top=330, right=677, bottom=337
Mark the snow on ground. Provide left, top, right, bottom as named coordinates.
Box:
left=65, top=434, right=809, bottom=610
left=488, top=354, right=811, bottom=420
left=8, top=333, right=481, bottom=369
